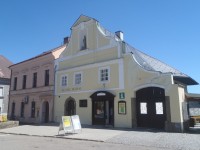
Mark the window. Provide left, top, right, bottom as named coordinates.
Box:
left=74, top=72, right=82, bottom=86
left=79, top=29, right=87, bottom=50
left=44, top=70, right=49, bottom=86
left=31, top=101, right=35, bottom=118
left=20, top=102, right=25, bottom=117
left=99, top=67, right=110, bottom=82
left=22, top=75, right=27, bottom=89
left=13, top=77, right=17, bottom=90
left=0, top=87, right=3, bottom=97
left=61, top=75, right=68, bottom=86
left=11, top=102, right=15, bottom=119
left=79, top=99, right=87, bottom=107
left=32, top=72, right=37, bottom=88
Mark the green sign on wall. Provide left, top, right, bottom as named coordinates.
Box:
left=119, top=92, right=125, bottom=99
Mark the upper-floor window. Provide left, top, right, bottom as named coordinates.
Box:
left=44, top=70, right=49, bottom=86
left=13, top=77, right=17, bottom=90
left=99, top=67, right=110, bottom=83
left=74, top=72, right=82, bottom=86
left=32, top=72, right=37, bottom=88
left=0, top=87, right=3, bottom=97
left=22, top=75, right=27, bottom=89
left=79, top=29, right=87, bottom=50
left=31, top=101, right=35, bottom=118
left=61, top=75, right=68, bottom=87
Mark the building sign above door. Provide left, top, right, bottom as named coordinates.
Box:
left=97, top=92, right=106, bottom=96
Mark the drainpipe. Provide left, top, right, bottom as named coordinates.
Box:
left=7, top=69, right=12, bottom=120
left=52, top=64, right=57, bottom=123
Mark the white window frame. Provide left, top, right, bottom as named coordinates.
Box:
left=73, top=72, right=83, bottom=86
left=61, top=75, right=68, bottom=87
left=98, top=66, right=110, bottom=83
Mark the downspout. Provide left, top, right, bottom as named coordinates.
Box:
left=7, top=68, right=12, bottom=119
left=52, top=63, right=57, bottom=122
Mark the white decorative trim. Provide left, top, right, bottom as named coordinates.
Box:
left=72, top=19, right=93, bottom=30
left=54, top=69, right=58, bottom=95
left=117, top=42, right=121, bottom=58
left=58, top=44, right=117, bottom=62
left=133, top=84, right=165, bottom=92
left=57, top=87, right=124, bottom=95
left=57, top=58, right=122, bottom=73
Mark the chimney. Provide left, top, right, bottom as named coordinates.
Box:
left=63, top=37, right=70, bottom=44
left=115, top=31, right=124, bottom=41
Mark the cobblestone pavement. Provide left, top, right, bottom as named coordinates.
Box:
left=1, top=124, right=200, bottom=150
left=105, top=129, right=200, bottom=150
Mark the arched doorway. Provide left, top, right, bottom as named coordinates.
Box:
left=42, top=101, right=49, bottom=123
left=136, top=87, right=166, bottom=129
left=64, top=97, right=76, bottom=116
left=90, top=91, right=115, bottom=126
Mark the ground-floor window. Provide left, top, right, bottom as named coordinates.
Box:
left=20, top=102, right=25, bottom=117
left=31, top=101, right=35, bottom=118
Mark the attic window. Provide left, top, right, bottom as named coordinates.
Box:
left=79, top=29, right=87, bottom=50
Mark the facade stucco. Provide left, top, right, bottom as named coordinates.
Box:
left=8, top=45, right=65, bottom=124
left=53, top=15, right=196, bottom=132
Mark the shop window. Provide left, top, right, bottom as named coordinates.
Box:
left=79, top=99, right=87, bottom=107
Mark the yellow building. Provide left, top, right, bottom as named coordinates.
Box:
left=54, top=15, right=198, bottom=132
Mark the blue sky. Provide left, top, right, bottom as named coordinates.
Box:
left=0, top=0, right=200, bottom=93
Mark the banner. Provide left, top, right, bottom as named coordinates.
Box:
left=58, top=115, right=81, bottom=135
left=62, top=116, right=73, bottom=133
left=71, top=115, right=81, bottom=131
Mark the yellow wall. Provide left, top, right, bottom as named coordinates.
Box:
left=54, top=17, right=186, bottom=129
